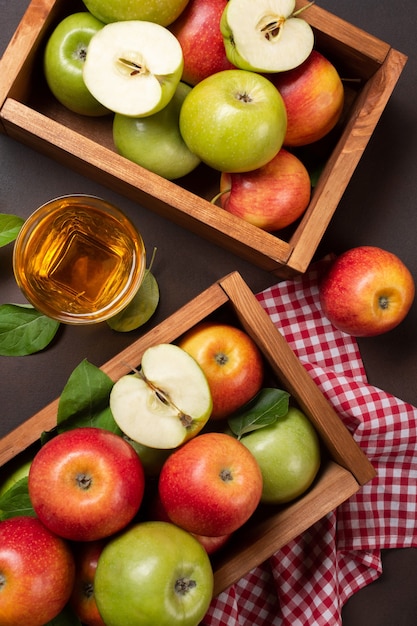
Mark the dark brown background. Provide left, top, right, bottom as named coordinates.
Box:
left=1, top=1, right=417, bottom=623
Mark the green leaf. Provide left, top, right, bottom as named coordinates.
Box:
left=0, top=476, right=35, bottom=520
left=0, top=213, right=24, bottom=247
left=0, top=304, right=60, bottom=356
left=227, top=388, right=290, bottom=439
left=107, top=269, right=159, bottom=332
left=57, top=359, right=121, bottom=434
left=107, top=249, right=160, bottom=332
left=45, top=604, right=82, bottom=626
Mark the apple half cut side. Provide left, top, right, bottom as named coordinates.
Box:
left=110, top=344, right=213, bottom=449
left=221, top=0, right=314, bottom=73
left=83, top=21, right=184, bottom=116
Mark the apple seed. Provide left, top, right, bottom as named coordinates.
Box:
left=175, top=577, right=197, bottom=595
left=258, top=16, right=284, bottom=41
left=117, top=56, right=146, bottom=77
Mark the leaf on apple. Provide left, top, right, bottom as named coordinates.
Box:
left=0, top=476, right=35, bottom=521
left=227, top=387, right=290, bottom=439
left=56, top=359, right=121, bottom=435
left=107, top=248, right=160, bottom=332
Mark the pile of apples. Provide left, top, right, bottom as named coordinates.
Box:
left=0, top=321, right=321, bottom=626
left=43, top=0, right=345, bottom=232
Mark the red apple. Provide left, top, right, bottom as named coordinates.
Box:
left=319, top=246, right=415, bottom=337
left=28, top=427, right=145, bottom=541
left=178, top=322, right=264, bottom=419
left=158, top=432, right=263, bottom=536
left=0, top=516, right=75, bottom=626
left=147, top=491, right=232, bottom=555
left=219, top=148, right=311, bottom=232
left=70, top=540, right=107, bottom=626
left=270, top=50, right=344, bottom=147
left=170, top=0, right=235, bottom=85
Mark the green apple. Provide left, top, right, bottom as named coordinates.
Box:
left=113, top=82, right=201, bottom=180
left=43, top=12, right=110, bottom=116
left=83, top=20, right=184, bottom=116
left=239, top=407, right=321, bottom=504
left=179, top=69, right=287, bottom=172
left=109, top=343, right=213, bottom=449
left=221, top=0, right=314, bottom=73
left=94, top=521, right=213, bottom=626
left=82, top=0, right=190, bottom=27
left=0, top=455, right=32, bottom=498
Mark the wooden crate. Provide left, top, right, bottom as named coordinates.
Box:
left=0, top=0, right=407, bottom=277
left=0, top=271, right=375, bottom=596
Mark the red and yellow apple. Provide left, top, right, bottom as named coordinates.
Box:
left=147, top=491, right=232, bottom=555
left=0, top=516, right=75, bottom=626
left=270, top=50, right=344, bottom=147
left=170, top=0, right=235, bottom=86
left=158, top=431, right=263, bottom=536
left=319, top=246, right=415, bottom=337
left=70, top=540, right=107, bottom=626
left=219, top=148, right=311, bottom=232
left=28, top=427, right=146, bottom=541
left=178, top=322, right=264, bottom=419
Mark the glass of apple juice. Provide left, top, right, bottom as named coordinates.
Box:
left=13, top=194, right=146, bottom=324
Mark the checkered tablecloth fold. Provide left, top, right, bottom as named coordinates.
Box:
left=202, top=262, right=417, bottom=625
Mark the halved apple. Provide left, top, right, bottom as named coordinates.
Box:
left=221, top=0, right=314, bottom=73
left=83, top=20, right=184, bottom=116
left=109, top=344, right=213, bottom=449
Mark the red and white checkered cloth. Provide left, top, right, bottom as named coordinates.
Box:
left=202, top=261, right=417, bottom=625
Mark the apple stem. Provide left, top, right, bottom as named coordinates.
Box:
left=210, top=189, right=231, bottom=206
left=0, top=573, right=5, bottom=590
left=292, top=1, right=315, bottom=18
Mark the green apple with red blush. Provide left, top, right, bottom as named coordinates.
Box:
left=218, top=148, right=311, bottom=232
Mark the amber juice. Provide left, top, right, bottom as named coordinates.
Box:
left=13, top=196, right=146, bottom=324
